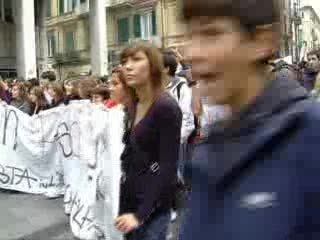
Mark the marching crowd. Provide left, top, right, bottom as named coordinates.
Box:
left=0, top=44, right=205, bottom=240
left=2, top=37, right=320, bottom=240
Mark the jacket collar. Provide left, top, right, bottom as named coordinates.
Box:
left=200, top=75, right=310, bottom=188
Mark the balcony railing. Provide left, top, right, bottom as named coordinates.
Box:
left=51, top=49, right=90, bottom=64
left=0, top=57, right=16, bottom=69
left=107, top=0, right=157, bottom=9
left=46, top=5, right=89, bottom=26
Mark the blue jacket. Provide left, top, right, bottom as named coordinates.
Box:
left=301, top=68, right=317, bottom=92
left=181, top=76, right=320, bottom=239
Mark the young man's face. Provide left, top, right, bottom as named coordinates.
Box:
left=307, top=54, right=320, bottom=72
left=91, top=94, right=105, bottom=104
left=187, top=17, right=274, bottom=108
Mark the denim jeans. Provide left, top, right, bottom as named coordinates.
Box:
left=125, top=211, right=170, bottom=240
left=178, top=143, right=194, bottom=179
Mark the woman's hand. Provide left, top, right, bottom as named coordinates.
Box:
left=115, top=213, right=140, bottom=234
left=0, top=80, right=9, bottom=90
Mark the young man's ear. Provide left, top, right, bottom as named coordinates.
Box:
left=249, top=24, right=280, bottom=63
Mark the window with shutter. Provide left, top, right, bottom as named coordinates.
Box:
left=59, top=0, right=64, bottom=15
left=52, top=35, right=56, bottom=55
left=72, top=0, right=77, bottom=10
left=133, top=14, right=141, bottom=38
left=47, top=0, right=52, bottom=17
left=48, top=32, right=57, bottom=57
left=4, top=0, right=13, bottom=23
left=152, top=10, right=156, bottom=35
left=0, top=0, right=3, bottom=21
left=65, top=31, right=75, bottom=52
left=118, top=18, right=129, bottom=43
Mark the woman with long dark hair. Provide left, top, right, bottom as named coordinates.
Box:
left=114, top=43, right=182, bottom=240
left=47, top=82, right=65, bottom=108
left=29, top=86, right=49, bottom=115
left=107, top=67, right=133, bottom=108
left=10, top=82, right=32, bottom=115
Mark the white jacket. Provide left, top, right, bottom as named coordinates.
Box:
left=166, top=77, right=195, bottom=143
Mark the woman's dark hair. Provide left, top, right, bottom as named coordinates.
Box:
left=120, top=44, right=165, bottom=144
left=12, top=82, right=29, bottom=101
left=78, top=77, right=98, bottom=99
left=111, top=67, right=138, bottom=107
left=24, top=81, right=33, bottom=94
left=120, top=42, right=165, bottom=90
left=120, top=43, right=164, bottom=138
left=30, top=86, right=47, bottom=107
left=48, top=82, right=64, bottom=100
left=110, top=67, right=138, bottom=144
left=163, top=53, right=178, bottom=77
left=64, top=78, right=80, bottom=97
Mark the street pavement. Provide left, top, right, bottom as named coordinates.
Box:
left=0, top=189, right=182, bottom=240
left=0, top=190, right=74, bottom=240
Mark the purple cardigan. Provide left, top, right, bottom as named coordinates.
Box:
left=0, top=89, right=12, bottom=104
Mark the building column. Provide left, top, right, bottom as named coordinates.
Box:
left=16, top=0, right=37, bottom=80
left=89, top=0, right=108, bottom=76
left=39, top=0, right=49, bottom=75
left=0, top=0, right=4, bottom=22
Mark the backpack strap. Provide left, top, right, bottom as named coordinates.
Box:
left=176, top=81, right=186, bottom=101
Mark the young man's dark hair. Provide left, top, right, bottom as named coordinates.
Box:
left=99, top=75, right=108, bottom=83
left=41, top=71, right=56, bottom=81
left=91, top=85, right=110, bottom=100
left=163, top=53, right=178, bottom=77
left=183, top=0, right=280, bottom=31
left=180, top=1, right=320, bottom=240
left=307, top=49, right=320, bottom=60
left=184, top=0, right=280, bottom=63
left=302, top=49, right=320, bottom=91
left=29, top=78, right=40, bottom=87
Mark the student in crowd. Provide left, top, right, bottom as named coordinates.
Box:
left=23, top=81, right=33, bottom=94
left=10, top=82, right=32, bottom=115
left=91, top=85, right=110, bottom=105
left=78, top=78, right=97, bottom=100
left=301, top=50, right=320, bottom=92
left=29, top=86, right=49, bottom=115
left=48, top=82, right=65, bottom=108
left=40, top=79, right=53, bottom=105
left=163, top=52, right=195, bottom=146
left=63, top=79, right=80, bottom=104
left=0, top=78, right=12, bottom=104
left=107, top=67, right=134, bottom=109
left=162, top=52, right=194, bottom=222
left=181, top=0, right=320, bottom=239
left=115, top=43, right=182, bottom=240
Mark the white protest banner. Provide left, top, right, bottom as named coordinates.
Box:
left=0, top=101, right=124, bottom=240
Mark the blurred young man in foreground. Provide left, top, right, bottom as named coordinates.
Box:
left=181, top=0, right=320, bottom=239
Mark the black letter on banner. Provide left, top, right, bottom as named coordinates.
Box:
left=2, top=108, right=19, bottom=150
left=6, top=166, right=37, bottom=188
left=54, top=123, right=73, bottom=158
left=0, top=164, right=10, bottom=184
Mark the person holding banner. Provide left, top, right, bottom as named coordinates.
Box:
left=107, top=67, right=135, bottom=109
left=115, top=43, right=182, bottom=240
left=10, top=82, right=32, bottom=115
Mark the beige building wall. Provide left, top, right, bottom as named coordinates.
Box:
left=301, top=6, right=320, bottom=54
left=46, top=0, right=91, bottom=80
left=45, top=0, right=188, bottom=77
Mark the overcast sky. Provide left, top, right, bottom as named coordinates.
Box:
left=302, top=0, right=320, bottom=14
